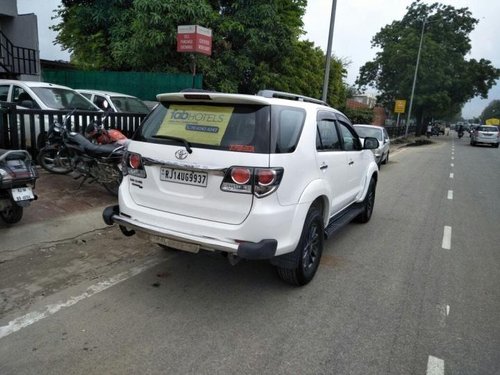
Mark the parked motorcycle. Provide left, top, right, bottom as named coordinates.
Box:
left=0, top=149, right=38, bottom=224
left=37, top=111, right=124, bottom=196
left=84, top=117, right=128, bottom=145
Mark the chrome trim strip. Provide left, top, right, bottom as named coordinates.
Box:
left=141, top=157, right=226, bottom=175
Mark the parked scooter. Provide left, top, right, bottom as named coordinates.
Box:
left=37, top=111, right=124, bottom=196
left=0, top=149, right=38, bottom=224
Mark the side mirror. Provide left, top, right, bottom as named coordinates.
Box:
left=20, top=100, right=34, bottom=108
left=363, top=137, right=379, bottom=149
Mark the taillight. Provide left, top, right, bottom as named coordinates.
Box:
left=123, top=152, right=146, bottom=178
left=221, top=167, right=283, bottom=198
left=231, top=167, right=251, bottom=185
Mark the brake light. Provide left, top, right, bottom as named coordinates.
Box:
left=123, top=152, right=146, bottom=178
left=221, top=167, right=283, bottom=197
left=231, top=167, right=251, bottom=185
left=256, top=169, right=276, bottom=186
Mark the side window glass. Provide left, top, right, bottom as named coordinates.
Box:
left=316, top=119, right=341, bottom=151
left=339, top=122, right=360, bottom=151
left=0, top=85, right=9, bottom=101
left=12, top=86, right=38, bottom=108
left=276, top=108, right=305, bottom=153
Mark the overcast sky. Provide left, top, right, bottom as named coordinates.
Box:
left=17, top=0, right=499, bottom=118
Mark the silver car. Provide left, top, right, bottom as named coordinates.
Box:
left=354, top=124, right=390, bottom=166
left=470, top=125, right=499, bottom=148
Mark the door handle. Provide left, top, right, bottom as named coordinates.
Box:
left=348, top=161, right=354, bottom=165
left=320, top=163, right=328, bottom=170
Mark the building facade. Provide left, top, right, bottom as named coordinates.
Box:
left=0, top=0, right=40, bottom=80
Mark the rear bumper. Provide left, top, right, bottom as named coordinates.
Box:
left=474, top=137, right=498, bottom=144
left=103, top=205, right=278, bottom=260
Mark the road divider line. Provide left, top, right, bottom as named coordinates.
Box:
left=0, top=257, right=165, bottom=340
left=447, top=190, right=453, bottom=200
left=427, top=356, right=445, bottom=375
left=451, top=163, right=454, bottom=167
left=442, top=226, right=452, bottom=250
left=449, top=173, right=454, bottom=179
left=451, top=156, right=454, bottom=160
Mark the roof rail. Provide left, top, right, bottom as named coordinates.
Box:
left=257, top=90, right=329, bottom=106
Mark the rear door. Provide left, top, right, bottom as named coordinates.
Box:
left=127, top=101, right=271, bottom=225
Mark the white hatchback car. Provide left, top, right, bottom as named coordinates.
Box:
left=103, top=90, right=380, bottom=285
left=354, top=124, right=390, bottom=166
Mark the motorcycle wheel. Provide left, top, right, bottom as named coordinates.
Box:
left=37, top=147, right=73, bottom=174
left=102, top=167, right=123, bottom=196
left=0, top=205, right=23, bottom=224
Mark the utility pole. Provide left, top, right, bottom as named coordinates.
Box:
left=322, top=0, right=338, bottom=103
left=405, top=16, right=427, bottom=137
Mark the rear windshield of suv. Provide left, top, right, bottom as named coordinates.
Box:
left=136, top=102, right=306, bottom=154
left=478, top=126, right=498, bottom=132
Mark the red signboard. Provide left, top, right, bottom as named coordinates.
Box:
left=177, top=25, right=212, bottom=56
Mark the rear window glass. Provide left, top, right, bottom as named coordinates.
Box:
left=479, top=126, right=498, bottom=132
left=354, top=126, right=383, bottom=141
left=273, top=107, right=306, bottom=153
left=136, top=103, right=271, bottom=153
left=31, top=87, right=98, bottom=111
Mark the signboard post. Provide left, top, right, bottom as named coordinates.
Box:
left=177, top=25, right=212, bottom=88
left=394, top=99, right=406, bottom=127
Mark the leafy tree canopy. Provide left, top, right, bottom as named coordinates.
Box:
left=52, top=0, right=349, bottom=106
left=356, top=0, right=499, bottom=133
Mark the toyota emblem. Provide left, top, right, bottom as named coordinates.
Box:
left=175, top=149, right=189, bottom=160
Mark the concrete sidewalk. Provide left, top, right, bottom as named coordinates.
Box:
left=0, top=169, right=116, bottom=252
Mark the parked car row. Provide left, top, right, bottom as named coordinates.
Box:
left=0, top=79, right=151, bottom=149
left=0, top=79, right=150, bottom=114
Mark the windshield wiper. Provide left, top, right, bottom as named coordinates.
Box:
left=151, top=135, right=192, bottom=153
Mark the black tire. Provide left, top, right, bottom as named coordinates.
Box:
left=276, top=207, right=324, bottom=286
left=494, top=143, right=499, bottom=148
left=355, top=178, right=376, bottom=223
left=0, top=205, right=23, bottom=224
left=470, top=140, right=475, bottom=146
left=102, top=166, right=123, bottom=196
left=37, top=146, right=73, bottom=174
left=382, top=152, right=389, bottom=165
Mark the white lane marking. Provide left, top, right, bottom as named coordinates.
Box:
left=427, top=356, right=445, bottom=375
left=449, top=173, right=454, bottom=179
left=437, top=304, right=451, bottom=327
left=451, top=163, right=454, bottom=167
left=0, top=258, right=164, bottom=340
left=451, top=156, right=454, bottom=160
left=442, top=226, right=452, bottom=250
left=447, top=190, right=453, bottom=200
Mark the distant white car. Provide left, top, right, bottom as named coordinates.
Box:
left=470, top=125, right=499, bottom=148
left=354, top=124, right=390, bottom=166
left=76, top=89, right=150, bottom=114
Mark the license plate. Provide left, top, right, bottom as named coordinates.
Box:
left=149, top=235, right=200, bottom=253
left=11, top=187, right=34, bottom=202
left=160, top=167, right=208, bottom=187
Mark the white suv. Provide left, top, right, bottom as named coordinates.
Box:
left=103, top=90, right=380, bottom=285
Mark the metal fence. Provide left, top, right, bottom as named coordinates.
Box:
left=385, top=125, right=416, bottom=138
left=0, top=102, right=146, bottom=158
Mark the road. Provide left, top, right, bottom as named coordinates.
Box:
left=1, top=134, right=499, bottom=375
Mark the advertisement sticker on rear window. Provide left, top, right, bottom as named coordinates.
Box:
left=157, top=105, right=234, bottom=145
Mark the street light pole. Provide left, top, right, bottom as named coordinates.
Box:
left=405, top=16, right=427, bottom=137
left=322, top=0, right=338, bottom=103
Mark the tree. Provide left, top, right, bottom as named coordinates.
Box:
left=356, top=0, right=500, bottom=135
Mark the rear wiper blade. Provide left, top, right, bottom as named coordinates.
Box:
left=151, top=135, right=192, bottom=153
